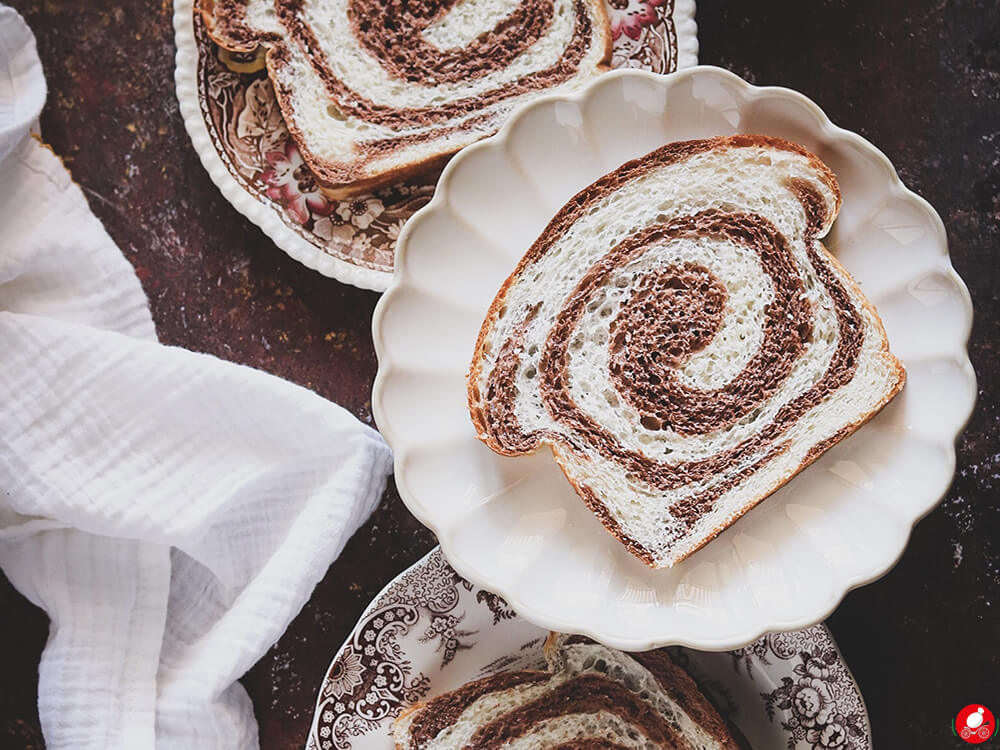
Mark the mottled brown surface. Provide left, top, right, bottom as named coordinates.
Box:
left=1, top=1, right=998, bottom=749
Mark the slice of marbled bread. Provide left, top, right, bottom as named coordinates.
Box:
left=468, top=135, right=905, bottom=568
left=392, top=634, right=740, bottom=750
left=198, top=0, right=612, bottom=196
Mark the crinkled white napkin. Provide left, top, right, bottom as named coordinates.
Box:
left=0, top=7, right=391, bottom=749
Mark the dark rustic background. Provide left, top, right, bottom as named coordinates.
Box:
left=2, top=0, right=998, bottom=748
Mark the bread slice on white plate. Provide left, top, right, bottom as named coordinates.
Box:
left=468, top=135, right=906, bottom=569
left=392, top=633, right=740, bottom=750
left=197, top=0, right=612, bottom=197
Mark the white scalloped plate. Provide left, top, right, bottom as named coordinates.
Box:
left=306, top=548, right=872, bottom=750
left=372, top=66, right=976, bottom=650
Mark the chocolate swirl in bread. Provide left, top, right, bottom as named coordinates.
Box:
left=392, top=634, right=739, bottom=750
left=197, top=0, right=612, bottom=196
left=468, top=135, right=905, bottom=568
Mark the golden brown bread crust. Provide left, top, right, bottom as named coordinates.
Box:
left=197, top=0, right=260, bottom=53
left=393, top=702, right=423, bottom=750
left=466, top=135, right=903, bottom=567
left=195, top=0, right=614, bottom=197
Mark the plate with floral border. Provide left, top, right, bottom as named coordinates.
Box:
left=305, top=548, right=872, bottom=750
left=172, top=0, right=698, bottom=291
left=371, top=65, right=976, bottom=651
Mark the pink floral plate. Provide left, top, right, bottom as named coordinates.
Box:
left=173, top=0, right=698, bottom=291
left=306, top=548, right=872, bottom=750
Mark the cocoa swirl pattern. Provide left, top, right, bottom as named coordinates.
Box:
left=608, top=262, right=730, bottom=433
left=270, top=0, right=594, bottom=128
left=198, top=0, right=611, bottom=189
left=465, top=674, right=680, bottom=749
left=540, top=211, right=818, bottom=465
left=468, top=136, right=903, bottom=567
left=405, top=671, right=694, bottom=749
left=399, top=635, right=739, bottom=750
left=407, top=671, right=549, bottom=748
left=348, top=0, right=556, bottom=84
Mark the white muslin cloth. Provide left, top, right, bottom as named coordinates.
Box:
left=0, top=7, right=392, bottom=749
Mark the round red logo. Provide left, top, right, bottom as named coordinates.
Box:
left=955, top=705, right=996, bottom=744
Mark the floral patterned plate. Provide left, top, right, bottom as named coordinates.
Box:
left=173, top=0, right=698, bottom=291
left=306, top=548, right=871, bottom=750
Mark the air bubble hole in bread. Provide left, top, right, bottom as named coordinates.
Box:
left=467, top=135, right=906, bottom=568
left=197, top=0, right=612, bottom=196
